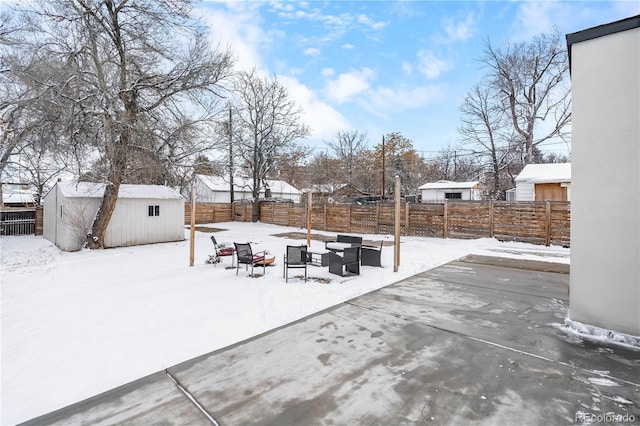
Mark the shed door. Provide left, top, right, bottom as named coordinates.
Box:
left=535, top=183, right=566, bottom=201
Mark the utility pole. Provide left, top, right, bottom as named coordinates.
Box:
left=453, top=150, right=457, bottom=179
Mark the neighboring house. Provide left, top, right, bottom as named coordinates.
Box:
left=567, top=15, right=639, bottom=336
left=2, top=191, right=36, bottom=207
left=192, top=174, right=301, bottom=203
left=418, top=180, right=481, bottom=202
left=515, top=163, right=571, bottom=201
left=43, top=182, right=185, bottom=251
left=1, top=183, right=36, bottom=207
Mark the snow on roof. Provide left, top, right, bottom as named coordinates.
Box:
left=196, top=174, right=300, bottom=194
left=57, top=182, right=184, bottom=200
left=2, top=191, right=35, bottom=204
left=515, top=163, right=571, bottom=183
left=418, top=180, right=480, bottom=190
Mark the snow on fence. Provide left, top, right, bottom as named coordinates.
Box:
left=185, top=200, right=570, bottom=247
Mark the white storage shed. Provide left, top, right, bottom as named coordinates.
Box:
left=419, top=180, right=481, bottom=202
left=43, top=182, right=185, bottom=251
left=515, top=163, right=571, bottom=201
left=192, top=174, right=301, bottom=203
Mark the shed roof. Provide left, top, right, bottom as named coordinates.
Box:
left=515, top=163, right=571, bottom=183
left=196, top=174, right=300, bottom=195
left=418, top=180, right=480, bottom=190
left=56, top=182, right=184, bottom=200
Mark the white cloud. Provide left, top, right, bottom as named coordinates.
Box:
left=367, top=84, right=447, bottom=112
left=304, top=47, right=321, bottom=56
left=325, top=68, right=375, bottom=104
left=402, top=61, right=413, bottom=76
left=321, top=68, right=335, bottom=77
left=357, top=14, right=386, bottom=30
left=511, top=2, right=556, bottom=41
left=417, top=49, right=452, bottom=80
left=442, top=12, right=475, bottom=42
left=197, top=3, right=273, bottom=72
left=341, top=43, right=355, bottom=50
left=278, top=75, right=350, bottom=142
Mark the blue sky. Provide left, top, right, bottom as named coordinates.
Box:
left=197, top=1, right=640, bottom=159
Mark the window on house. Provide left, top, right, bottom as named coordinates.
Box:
left=444, top=192, right=462, bottom=199
left=148, top=205, right=160, bottom=216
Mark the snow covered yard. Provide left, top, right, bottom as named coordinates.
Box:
left=0, top=222, right=569, bottom=424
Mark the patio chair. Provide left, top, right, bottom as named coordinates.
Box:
left=234, top=242, right=266, bottom=277
left=328, top=246, right=360, bottom=277
left=361, top=241, right=383, bottom=267
left=208, top=235, right=236, bottom=265
left=283, top=245, right=309, bottom=283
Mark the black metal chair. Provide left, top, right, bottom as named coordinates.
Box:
left=208, top=235, right=236, bottom=265
left=361, top=241, right=383, bottom=267
left=234, top=243, right=266, bottom=277
left=283, top=245, right=309, bottom=283
left=328, top=246, right=360, bottom=277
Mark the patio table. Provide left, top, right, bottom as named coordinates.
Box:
left=325, top=242, right=353, bottom=252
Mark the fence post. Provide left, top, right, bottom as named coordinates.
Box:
left=489, top=200, right=494, bottom=238
left=35, top=206, right=43, bottom=235
left=307, top=192, right=312, bottom=246
left=443, top=200, right=448, bottom=238
left=394, top=176, right=401, bottom=271
left=545, top=200, right=551, bottom=246
left=405, top=202, right=410, bottom=236
left=189, top=188, right=196, bottom=267
left=324, top=203, right=327, bottom=231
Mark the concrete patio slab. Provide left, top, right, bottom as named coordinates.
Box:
left=21, top=256, right=639, bottom=425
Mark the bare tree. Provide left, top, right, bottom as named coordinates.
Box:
left=232, top=68, right=310, bottom=221
left=371, top=132, right=425, bottom=198
left=1, top=10, right=60, bottom=207
left=325, top=130, right=368, bottom=188
left=459, top=84, right=520, bottom=199
left=481, top=29, right=571, bottom=164
left=424, top=145, right=480, bottom=183
left=7, top=0, right=234, bottom=248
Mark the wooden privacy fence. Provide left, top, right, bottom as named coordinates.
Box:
left=185, top=200, right=571, bottom=247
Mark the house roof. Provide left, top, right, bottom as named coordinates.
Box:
left=418, top=180, right=480, bottom=190
left=196, top=174, right=300, bottom=195
left=515, top=163, right=571, bottom=183
left=56, top=182, right=184, bottom=200
left=566, top=14, right=640, bottom=73
left=2, top=191, right=35, bottom=204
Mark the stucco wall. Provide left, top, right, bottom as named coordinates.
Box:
left=569, top=26, right=640, bottom=335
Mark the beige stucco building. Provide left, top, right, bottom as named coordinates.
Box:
left=566, top=15, right=640, bottom=336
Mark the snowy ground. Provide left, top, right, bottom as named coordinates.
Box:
left=0, top=222, right=570, bottom=425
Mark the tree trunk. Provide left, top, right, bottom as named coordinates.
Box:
left=86, top=93, right=134, bottom=248
left=251, top=172, right=260, bottom=223
left=85, top=179, right=121, bottom=249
